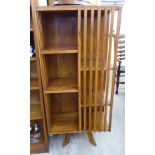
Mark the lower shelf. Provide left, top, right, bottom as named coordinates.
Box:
left=49, top=113, right=78, bottom=134
left=30, top=104, right=42, bottom=120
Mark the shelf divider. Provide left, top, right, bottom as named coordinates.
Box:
left=41, top=47, right=78, bottom=55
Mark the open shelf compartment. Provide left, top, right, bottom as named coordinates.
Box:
left=46, top=93, right=78, bottom=134
left=30, top=90, right=42, bottom=120
left=37, top=10, right=78, bottom=54
left=42, top=53, right=78, bottom=94
left=30, top=120, right=47, bottom=153
left=30, top=61, right=39, bottom=90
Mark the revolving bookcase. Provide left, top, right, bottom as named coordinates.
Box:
left=33, top=4, right=122, bottom=146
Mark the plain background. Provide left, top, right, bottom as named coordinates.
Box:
left=0, top=0, right=155, bottom=155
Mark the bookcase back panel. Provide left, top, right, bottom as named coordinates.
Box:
left=30, top=61, right=38, bottom=79
left=48, top=93, right=78, bottom=114
left=45, top=54, right=77, bottom=79
left=30, top=90, right=40, bottom=104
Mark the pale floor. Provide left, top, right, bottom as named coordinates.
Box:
left=32, top=86, right=125, bottom=155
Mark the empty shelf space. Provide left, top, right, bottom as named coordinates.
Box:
left=41, top=45, right=78, bottom=54
left=30, top=78, right=39, bottom=90
left=49, top=113, right=78, bottom=134
left=30, top=104, right=42, bottom=120
left=45, top=78, right=78, bottom=94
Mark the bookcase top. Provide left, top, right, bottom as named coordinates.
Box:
left=35, top=5, right=122, bottom=12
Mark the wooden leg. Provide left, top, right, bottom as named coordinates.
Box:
left=87, top=132, right=97, bottom=146
left=62, top=134, right=70, bottom=147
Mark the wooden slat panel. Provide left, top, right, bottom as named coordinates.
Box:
left=104, top=8, right=115, bottom=131
left=94, top=9, right=101, bottom=131
left=109, top=8, right=122, bottom=131
left=99, top=9, right=107, bottom=131
left=83, top=9, right=87, bottom=131
left=78, top=9, right=82, bottom=131
left=89, top=9, right=94, bottom=131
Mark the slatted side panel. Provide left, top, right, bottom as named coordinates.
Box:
left=80, top=6, right=122, bottom=132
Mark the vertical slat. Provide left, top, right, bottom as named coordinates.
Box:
left=99, top=9, right=107, bottom=131
left=109, top=8, right=122, bottom=131
left=103, top=10, right=110, bottom=131
left=78, top=9, right=82, bottom=131
left=104, top=8, right=115, bottom=131
left=94, top=9, right=101, bottom=131
left=89, top=9, right=94, bottom=131
left=83, top=9, right=87, bottom=131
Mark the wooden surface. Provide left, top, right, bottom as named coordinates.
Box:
left=34, top=4, right=122, bottom=141
left=30, top=0, right=48, bottom=153
left=45, top=78, right=78, bottom=93
left=30, top=104, right=42, bottom=120
left=30, top=78, right=39, bottom=90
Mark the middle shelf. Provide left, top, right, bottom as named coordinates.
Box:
left=45, top=78, right=78, bottom=94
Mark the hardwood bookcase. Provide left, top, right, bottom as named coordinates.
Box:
left=33, top=4, right=122, bottom=146
left=30, top=0, right=48, bottom=153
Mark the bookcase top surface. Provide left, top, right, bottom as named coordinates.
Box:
left=36, top=5, right=122, bottom=12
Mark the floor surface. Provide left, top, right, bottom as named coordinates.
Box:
left=32, top=85, right=125, bottom=155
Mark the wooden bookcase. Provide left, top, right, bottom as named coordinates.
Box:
left=33, top=5, right=122, bottom=146
left=30, top=0, right=48, bottom=153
